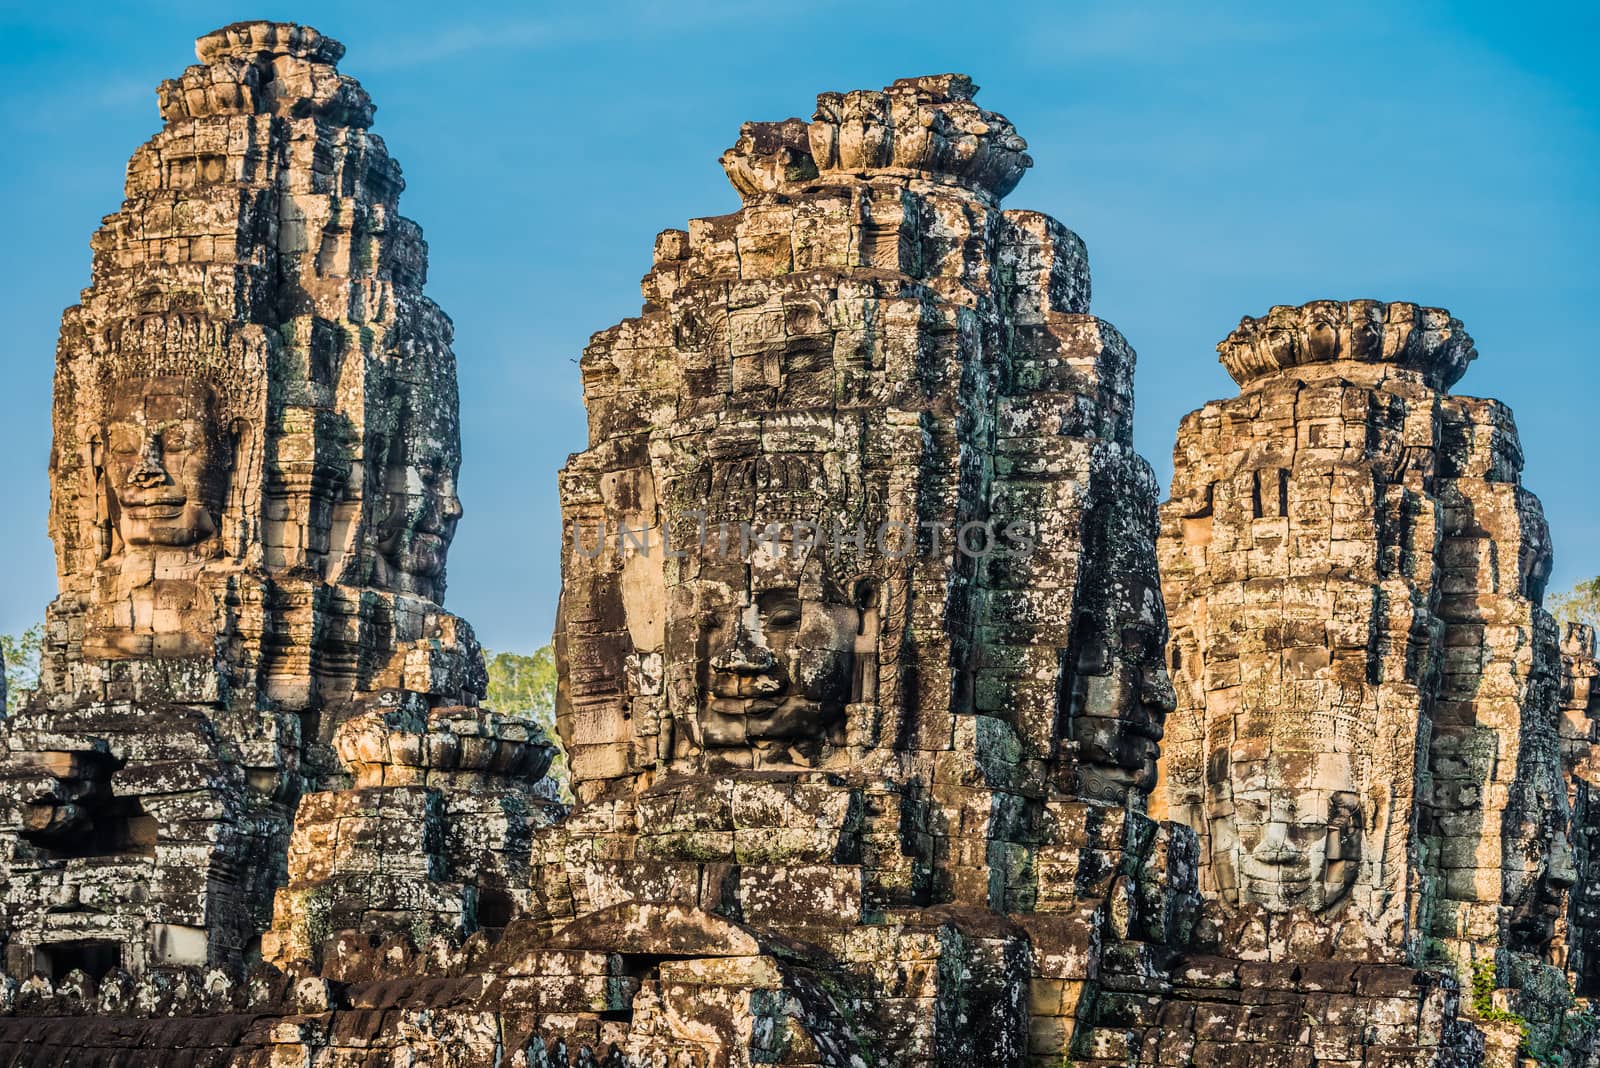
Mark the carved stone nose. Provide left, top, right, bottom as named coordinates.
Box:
left=127, top=440, right=169, bottom=488
left=1550, top=834, right=1578, bottom=890
left=1251, top=821, right=1297, bottom=865
left=711, top=628, right=777, bottom=675
left=1142, top=663, right=1177, bottom=716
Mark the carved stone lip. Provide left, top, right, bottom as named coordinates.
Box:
left=120, top=488, right=187, bottom=505
left=1245, top=870, right=1311, bottom=886
left=710, top=698, right=783, bottom=716
left=1245, top=848, right=1306, bottom=867
left=1129, top=726, right=1163, bottom=748
left=122, top=502, right=185, bottom=518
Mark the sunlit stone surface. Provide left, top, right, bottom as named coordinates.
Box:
left=0, top=22, right=1596, bottom=1068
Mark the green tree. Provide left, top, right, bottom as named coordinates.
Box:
left=484, top=645, right=557, bottom=717
left=1549, top=577, right=1600, bottom=630
left=483, top=644, right=570, bottom=800
left=2, top=623, right=43, bottom=716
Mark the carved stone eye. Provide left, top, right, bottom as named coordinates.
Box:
left=1075, top=636, right=1111, bottom=676
left=108, top=428, right=141, bottom=456
left=758, top=589, right=802, bottom=629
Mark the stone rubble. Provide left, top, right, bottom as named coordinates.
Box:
left=0, top=19, right=1595, bottom=1068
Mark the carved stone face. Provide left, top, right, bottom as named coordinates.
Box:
left=696, top=581, right=861, bottom=769
left=1346, top=300, right=1383, bottom=360
left=1208, top=747, right=1363, bottom=914
left=1070, top=577, right=1177, bottom=803
left=1507, top=821, right=1577, bottom=952
left=376, top=443, right=462, bottom=595
left=102, top=378, right=226, bottom=549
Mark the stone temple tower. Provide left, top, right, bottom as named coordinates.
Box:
left=5, top=25, right=1597, bottom=1067
left=547, top=72, right=1195, bottom=1063
left=1156, top=299, right=1577, bottom=1052
left=0, top=21, right=491, bottom=978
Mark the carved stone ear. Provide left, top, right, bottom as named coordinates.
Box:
left=227, top=417, right=249, bottom=471
left=87, top=431, right=114, bottom=561
left=221, top=417, right=253, bottom=555
left=851, top=578, right=881, bottom=708
left=857, top=578, right=883, bottom=639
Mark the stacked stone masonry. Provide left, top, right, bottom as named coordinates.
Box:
left=0, top=20, right=1595, bottom=1068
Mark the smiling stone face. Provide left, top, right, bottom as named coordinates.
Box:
left=81, top=376, right=233, bottom=658
left=101, top=377, right=227, bottom=550
left=376, top=444, right=462, bottom=595
left=1065, top=482, right=1177, bottom=807
left=1207, top=746, right=1363, bottom=915
left=1067, top=580, right=1176, bottom=803
left=374, top=383, right=463, bottom=603
left=694, top=578, right=862, bottom=770
left=1507, top=826, right=1577, bottom=951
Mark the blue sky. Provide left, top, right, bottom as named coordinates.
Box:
left=1, top=1, right=1595, bottom=652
